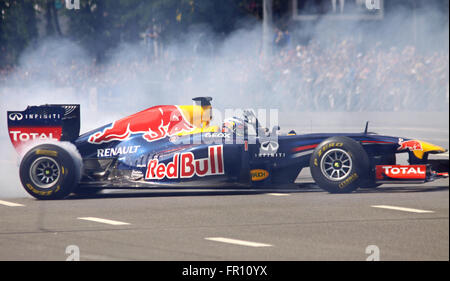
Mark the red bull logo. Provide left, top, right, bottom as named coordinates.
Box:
left=145, top=145, right=224, bottom=180
left=88, top=105, right=193, bottom=144
left=397, top=138, right=423, bottom=152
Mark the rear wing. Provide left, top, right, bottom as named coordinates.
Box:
left=7, top=104, right=80, bottom=152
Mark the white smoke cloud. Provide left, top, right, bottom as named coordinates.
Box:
left=0, top=3, right=448, bottom=198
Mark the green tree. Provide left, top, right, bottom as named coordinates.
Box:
left=0, top=0, right=38, bottom=65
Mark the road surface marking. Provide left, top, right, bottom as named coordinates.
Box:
left=0, top=200, right=25, bottom=207
left=265, top=193, right=290, bottom=196
left=205, top=237, right=272, bottom=247
left=78, top=217, right=130, bottom=226
left=371, top=205, right=434, bottom=214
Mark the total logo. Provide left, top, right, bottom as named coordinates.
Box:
left=146, top=145, right=224, bottom=180
left=9, top=130, right=57, bottom=142
left=8, top=127, right=62, bottom=149
left=376, top=165, right=426, bottom=180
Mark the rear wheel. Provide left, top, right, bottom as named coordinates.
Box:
left=309, top=136, right=370, bottom=193
left=20, top=144, right=81, bottom=200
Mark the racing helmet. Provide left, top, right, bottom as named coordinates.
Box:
left=222, top=117, right=245, bottom=136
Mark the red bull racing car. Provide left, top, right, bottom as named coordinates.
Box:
left=7, top=97, right=449, bottom=200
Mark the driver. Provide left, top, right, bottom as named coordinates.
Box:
left=222, top=117, right=245, bottom=136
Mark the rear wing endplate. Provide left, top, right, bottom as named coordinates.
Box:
left=7, top=104, right=80, bottom=151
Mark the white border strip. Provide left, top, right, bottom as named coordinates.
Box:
left=78, top=217, right=130, bottom=225
left=371, top=205, right=434, bottom=214
left=0, top=200, right=24, bottom=207
left=205, top=237, right=272, bottom=247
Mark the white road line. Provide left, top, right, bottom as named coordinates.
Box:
left=371, top=205, right=434, bottom=214
left=205, top=237, right=273, bottom=247
left=265, top=193, right=290, bottom=196
left=78, top=217, right=130, bottom=226
left=0, top=200, right=25, bottom=207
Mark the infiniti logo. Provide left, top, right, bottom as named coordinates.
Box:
left=256, top=140, right=285, bottom=158
left=8, top=113, right=23, bottom=121
left=260, top=140, right=279, bottom=152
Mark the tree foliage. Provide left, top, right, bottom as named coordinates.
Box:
left=0, top=0, right=38, bottom=65
left=0, top=0, right=263, bottom=65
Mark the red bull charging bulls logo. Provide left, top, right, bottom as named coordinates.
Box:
left=397, top=138, right=423, bottom=152
left=88, top=105, right=193, bottom=144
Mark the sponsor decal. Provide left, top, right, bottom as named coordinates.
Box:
left=145, top=145, right=224, bottom=180
left=255, top=152, right=286, bottom=158
left=8, top=127, right=61, bottom=149
left=261, top=140, right=279, bottom=152
left=397, top=138, right=423, bottom=152
left=376, top=165, right=426, bottom=180
left=9, top=131, right=56, bottom=142
left=250, top=169, right=269, bottom=181
left=10, top=113, right=61, bottom=121
left=255, top=140, right=285, bottom=158
left=203, top=132, right=231, bottom=138
left=62, top=105, right=78, bottom=116
left=88, top=105, right=193, bottom=144
left=130, top=170, right=144, bottom=180
left=97, top=145, right=140, bottom=158
left=8, top=113, right=23, bottom=121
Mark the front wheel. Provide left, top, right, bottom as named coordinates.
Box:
left=309, top=136, right=370, bottom=193
left=19, top=143, right=81, bottom=200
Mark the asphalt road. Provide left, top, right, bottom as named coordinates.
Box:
left=0, top=176, right=448, bottom=261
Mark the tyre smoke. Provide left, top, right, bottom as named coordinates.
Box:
left=0, top=3, right=448, bottom=198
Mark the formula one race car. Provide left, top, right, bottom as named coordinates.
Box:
left=7, top=97, right=449, bottom=199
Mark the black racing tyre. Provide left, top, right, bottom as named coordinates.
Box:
left=19, top=144, right=81, bottom=200
left=309, top=136, right=370, bottom=193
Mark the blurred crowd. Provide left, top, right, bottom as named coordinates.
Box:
left=0, top=38, right=448, bottom=111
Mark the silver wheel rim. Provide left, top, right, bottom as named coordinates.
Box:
left=320, top=148, right=352, bottom=181
left=29, top=157, right=60, bottom=189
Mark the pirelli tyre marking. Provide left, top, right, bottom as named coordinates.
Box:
left=317, top=142, right=344, bottom=158
left=338, top=172, right=359, bottom=189
left=35, top=149, right=58, bottom=157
